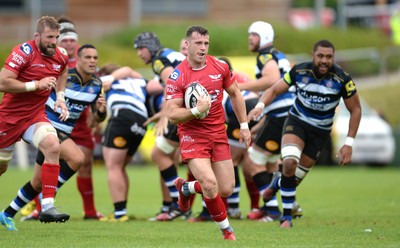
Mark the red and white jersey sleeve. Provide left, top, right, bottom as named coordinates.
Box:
left=0, top=40, right=68, bottom=121
left=166, top=55, right=235, bottom=135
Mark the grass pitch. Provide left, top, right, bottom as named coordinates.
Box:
left=0, top=164, right=399, bottom=247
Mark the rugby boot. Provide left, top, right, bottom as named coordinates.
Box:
left=39, top=207, right=70, bottom=223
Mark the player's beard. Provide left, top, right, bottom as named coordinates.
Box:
left=39, top=40, right=56, bottom=56
left=249, top=42, right=258, bottom=52
left=313, top=61, right=330, bottom=78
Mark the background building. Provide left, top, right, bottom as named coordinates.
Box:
left=0, top=0, right=291, bottom=42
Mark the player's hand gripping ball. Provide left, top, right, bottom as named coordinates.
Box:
left=184, top=83, right=210, bottom=119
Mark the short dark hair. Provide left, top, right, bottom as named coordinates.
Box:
left=186, top=25, right=209, bottom=38
left=313, top=39, right=335, bottom=52
left=77, top=44, right=96, bottom=57
left=57, top=15, right=74, bottom=25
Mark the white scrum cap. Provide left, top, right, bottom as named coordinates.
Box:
left=248, top=21, right=274, bottom=49
left=59, top=28, right=78, bottom=42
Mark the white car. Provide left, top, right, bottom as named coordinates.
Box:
left=330, top=98, right=396, bottom=166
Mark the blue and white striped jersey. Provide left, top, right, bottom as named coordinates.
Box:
left=45, top=68, right=102, bottom=134
left=102, top=75, right=148, bottom=119
left=148, top=47, right=185, bottom=116
left=152, top=48, right=186, bottom=84
left=255, top=46, right=296, bottom=118
left=146, top=93, right=164, bottom=117
left=284, top=62, right=357, bottom=130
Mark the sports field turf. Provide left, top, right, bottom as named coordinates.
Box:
left=0, top=164, right=399, bottom=247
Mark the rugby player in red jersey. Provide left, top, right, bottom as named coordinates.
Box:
left=0, top=16, right=70, bottom=230
left=22, top=17, right=103, bottom=221
left=166, top=25, right=251, bottom=240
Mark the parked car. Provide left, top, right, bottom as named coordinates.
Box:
left=323, top=98, right=396, bottom=166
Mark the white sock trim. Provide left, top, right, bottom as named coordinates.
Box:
left=41, top=197, right=54, bottom=211
left=188, top=181, right=196, bottom=194
left=265, top=198, right=279, bottom=207
left=41, top=198, right=54, bottom=205
left=216, top=218, right=230, bottom=230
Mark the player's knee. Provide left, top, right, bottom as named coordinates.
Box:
left=77, top=164, right=92, bottom=177
left=217, top=177, right=235, bottom=197
left=248, top=146, right=280, bottom=165
left=79, top=157, right=92, bottom=172
left=281, top=144, right=302, bottom=164
left=155, top=136, right=175, bottom=155
left=220, top=184, right=234, bottom=198
left=33, top=125, right=58, bottom=150
left=199, top=178, right=218, bottom=195
left=68, top=153, right=85, bottom=170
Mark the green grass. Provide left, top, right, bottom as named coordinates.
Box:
left=0, top=165, right=399, bottom=247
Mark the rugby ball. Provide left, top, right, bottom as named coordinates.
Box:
left=184, top=83, right=210, bottom=119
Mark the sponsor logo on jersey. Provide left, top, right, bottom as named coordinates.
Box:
left=345, top=80, right=356, bottom=96
left=298, top=70, right=307, bottom=75
left=208, top=89, right=220, bottom=103
left=166, top=84, right=178, bottom=94
left=52, top=64, right=62, bottom=71
left=153, top=59, right=165, bottom=75
left=285, top=125, right=294, bottom=132
left=65, top=99, right=86, bottom=112
left=208, top=74, right=221, bottom=82
left=181, top=148, right=195, bottom=153
left=169, top=68, right=180, bottom=81
left=8, top=61, right=17, bottom=68
left=300, top=91, right=331, bottom=103
left=57, top=46, right=68, bottom=56
left=259, top=54, right=272, bottom=64
left=20, top=43, right=32, bottom=55
left=181, top=135, right=195, bottom=142
left=31, top=63, right=45, bottom=68
left=11, top=51, right=26, bottom=65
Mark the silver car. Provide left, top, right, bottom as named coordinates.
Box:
left=331, top=98, right=396, bottom=166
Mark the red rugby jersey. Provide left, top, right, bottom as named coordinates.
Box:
left=166, top=55, right=235, bottom=135
left=1, top=40, right=68, bottom=121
